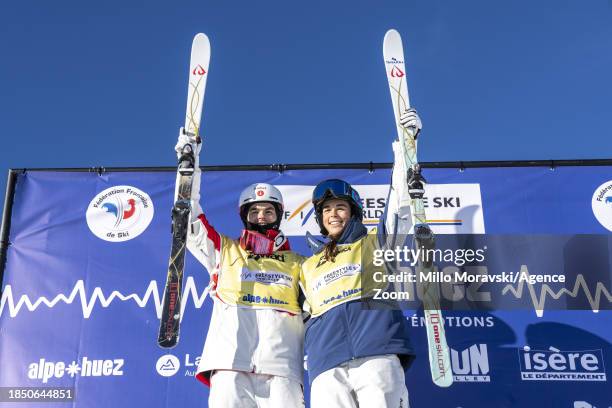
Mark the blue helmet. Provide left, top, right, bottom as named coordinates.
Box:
left=312, top=179, right=363, bottom=235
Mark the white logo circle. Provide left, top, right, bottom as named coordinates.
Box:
left=86, top=186, right=154, bottom=242
left=156, top=354, right=180, bottom=377
left=591, top=180, right=612, bottom=232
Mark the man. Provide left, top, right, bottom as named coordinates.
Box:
left=175, top=131, right=305, bottom=408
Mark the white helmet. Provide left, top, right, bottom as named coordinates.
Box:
left=238, top=183, right=284, bottom=231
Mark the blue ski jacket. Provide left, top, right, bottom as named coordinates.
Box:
left=303, top=216, right=415, bottom=384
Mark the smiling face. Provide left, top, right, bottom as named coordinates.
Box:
left=321, top=198, right=352, bottom=239
left=247, top=202, right=278, bottom=226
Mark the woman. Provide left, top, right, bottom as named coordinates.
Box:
left=300, top=110, right=421, bottom=407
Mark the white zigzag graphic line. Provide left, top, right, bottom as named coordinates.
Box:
left=0, top=276, right=209, bottom=319
left=3, top=267, right=610, bottom=320
left=501, top=265, right=612, bottom=317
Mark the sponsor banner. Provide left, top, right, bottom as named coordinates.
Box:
left=1, top=167, right=611, bottom=408
left=279, top=183, right=485, bottom=236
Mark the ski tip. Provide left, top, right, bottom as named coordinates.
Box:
left=193, top=32, right=210, bottom=48
left=384, top=28, right=401, bottom=42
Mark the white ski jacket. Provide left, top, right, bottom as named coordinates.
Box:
left=186, top=213, right=305, bottom=386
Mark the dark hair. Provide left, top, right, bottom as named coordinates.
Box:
left=322, top=240, right=339, bottom=262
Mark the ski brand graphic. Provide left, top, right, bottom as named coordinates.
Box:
left=385, top=57, right=406, bottom=77
left=28, top=357, right=124, bottom=383
left=86, top=185, right=154, bottom=242
left=519, top=346, right=607, bottom=381
left=592, top=180, right=612, bottom=232
left=385, top=56, right=405, bottom=64
left=451, top=344, right=490, bottom=382
left=156, top=354, right=180, bottom=377
left=391, top=66, right=405, bottom=78
left=192, top=64, right=206, bottom=76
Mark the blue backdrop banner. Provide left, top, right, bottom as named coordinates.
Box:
left=1, top=166, right=611, bottom=407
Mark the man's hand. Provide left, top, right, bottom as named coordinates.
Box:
left=174, top=127, right=202, bottom=160
left=399, top=108, right=422, bottom=139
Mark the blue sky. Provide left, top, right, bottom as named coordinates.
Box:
left=1, top=0, right=612, bottom=211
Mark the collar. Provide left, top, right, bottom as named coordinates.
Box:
left=306, top=216, right=367, bottom=254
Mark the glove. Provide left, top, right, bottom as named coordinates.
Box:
left=173, top=127, right=203, bottom=222
left=174, top=127, right=202, bottom=160
left=399, top=108, right=422, bottom=138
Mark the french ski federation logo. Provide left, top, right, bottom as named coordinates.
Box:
left=192, top=64, right=206, bottom=76
left=451, top=344, right=491, bottom=382
left=156, top=354, right=180, bottom=377
left=591, top=180, right=612, bottom=232
left=86, top=185, right=154, bottom=242
left=519, top=346, right=607, bottom=382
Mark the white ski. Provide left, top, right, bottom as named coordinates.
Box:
left=158, top=33, right=210, bottom=348
left=184, top=33, right=210, bottom=136
left=383, top=28, right=453, bottom=387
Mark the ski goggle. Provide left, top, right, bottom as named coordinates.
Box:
left=312, top=179, right=363, bottom=210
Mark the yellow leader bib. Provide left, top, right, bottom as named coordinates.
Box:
left=301, top=228, right=386, bottom=317
left=215, top=236, right=304, bottom=314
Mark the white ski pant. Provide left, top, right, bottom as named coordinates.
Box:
left=209, top=370, right=304, bottom=408
left=310, top=354, right=409, bottom=408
